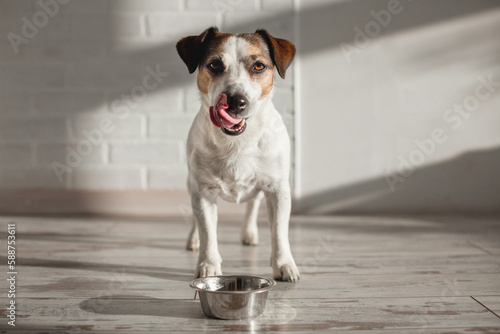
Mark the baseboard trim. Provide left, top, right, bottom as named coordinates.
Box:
left=0, top=190, right=246, bottom=217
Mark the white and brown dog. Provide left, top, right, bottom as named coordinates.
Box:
left=176, top=27, right=299, bottom=282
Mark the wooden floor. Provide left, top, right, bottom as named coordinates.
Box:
left=1, top=214, right=499, bottom=333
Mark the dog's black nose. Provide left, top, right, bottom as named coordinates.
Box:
left=228, top=94, right=247, bottom=114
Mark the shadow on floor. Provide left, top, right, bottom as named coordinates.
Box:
left=15, top=257, right=193, bottom=282
left=79, top=294, right=205, bottom=319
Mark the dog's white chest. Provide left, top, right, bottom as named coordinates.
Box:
left=214, top=159, right=261, bottom=203
left=217, top=180, right=259, bottom=203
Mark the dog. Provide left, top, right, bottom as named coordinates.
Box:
left=176, top=27, right=299, bottom=282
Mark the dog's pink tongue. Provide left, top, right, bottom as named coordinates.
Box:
left=209, top=93, right=242, bottom=129
left=219, top=108, right=242, bottom=125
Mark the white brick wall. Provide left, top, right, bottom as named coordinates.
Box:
left=0, top=0, right=296, bottom=190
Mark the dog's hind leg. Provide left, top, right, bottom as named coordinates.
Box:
left=186, top=216, right=200, bottom=251
left=241, top=191, right=263, bottom=246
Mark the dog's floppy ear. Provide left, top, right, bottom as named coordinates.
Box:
left=176, top=27, right=219, bottom=74
left=255, top=29, right=295, bottom=79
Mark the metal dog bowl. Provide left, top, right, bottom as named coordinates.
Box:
left=190, top=275, right=276, bottom=320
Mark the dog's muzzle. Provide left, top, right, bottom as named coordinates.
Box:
left=209, top=93, right=247, bottom=136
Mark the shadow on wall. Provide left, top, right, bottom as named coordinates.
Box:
left=298, top=146, right=500, bottom=214
left=298, top=0, right=500, bottom=59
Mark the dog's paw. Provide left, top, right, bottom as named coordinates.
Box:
left=273, top=263, right=300, bottom=283
left=195, top=262, right=223, bottom=278
left=241, top=229, right=259, bottom=246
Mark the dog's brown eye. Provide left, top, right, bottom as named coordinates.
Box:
left=207, top=60, right=224, bottom=73
left=253, top=62, right=266, bottom=72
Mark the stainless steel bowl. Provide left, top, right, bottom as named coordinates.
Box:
left=190, top=275, right=276, bottom=320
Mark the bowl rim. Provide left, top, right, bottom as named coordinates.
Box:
left=189, top=274, right=276, bottom=294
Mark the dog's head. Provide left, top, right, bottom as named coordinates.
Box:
left=176, top=27, right=295, bottom=136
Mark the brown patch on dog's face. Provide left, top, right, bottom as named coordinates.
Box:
left=196, top=33, right=232, bottom=95
left=239, top=34, right=274, bottom=100
left=250, top=55, right=274, bottom=99
left=196, top=64, right=211, bottom=95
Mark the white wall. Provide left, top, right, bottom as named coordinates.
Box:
left=296, top=0, right=500, bottom=213
left=0, top=0, right=295, bottom=190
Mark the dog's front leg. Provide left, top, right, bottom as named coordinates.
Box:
left=265, top=184, right=300, bottom=282
left=191, top=192, right=223, bottom=277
